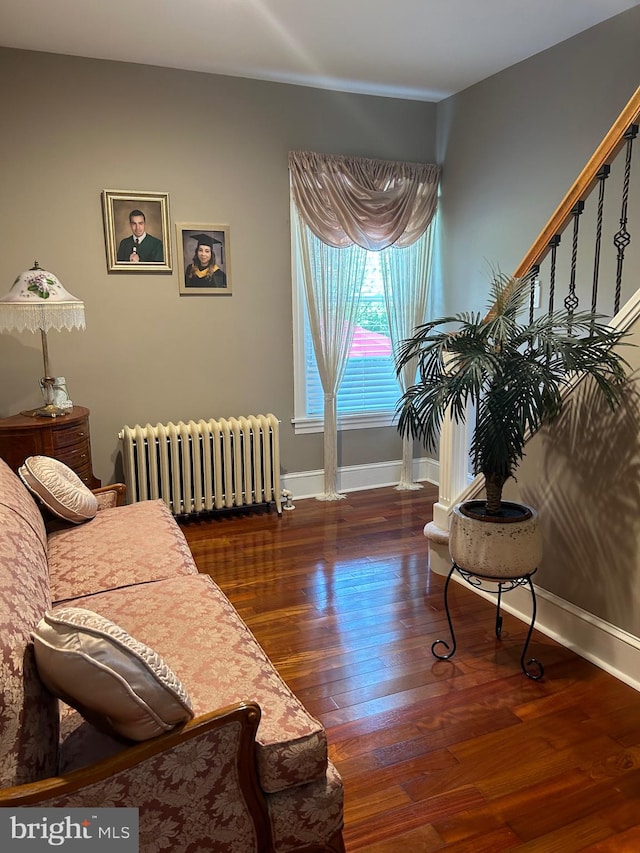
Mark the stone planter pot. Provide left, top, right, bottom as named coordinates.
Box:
left=449, top=500, right=543, bottom=579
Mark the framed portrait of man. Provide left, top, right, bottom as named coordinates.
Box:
left=102, top=190, right=172, bottom=273
left=176, top=224, right=232, bottom=295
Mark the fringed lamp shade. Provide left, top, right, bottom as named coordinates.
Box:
left=0, top=261, right=85, bottom=417
left=0, top=263, right=85, bottom=333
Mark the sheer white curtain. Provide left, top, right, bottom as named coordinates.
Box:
left=380, top=225, right=435, bottom=489
left=289, top=150, right=440, bottom=500
left=295, top=214, right=368, bottom=499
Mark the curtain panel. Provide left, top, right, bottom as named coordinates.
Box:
left=380, top=228, right=435, bottom=489
left=288, top=151, right=440, bottom=250
left=295, top=218, right=368, bottom=499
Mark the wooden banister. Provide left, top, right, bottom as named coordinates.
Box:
left=513, top=84, right=640, bottom=279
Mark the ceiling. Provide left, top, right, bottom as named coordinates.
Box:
left=2, top=0, right=639, bottom=102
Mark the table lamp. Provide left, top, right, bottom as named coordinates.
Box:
left=0, top=261, right=86, bottom=417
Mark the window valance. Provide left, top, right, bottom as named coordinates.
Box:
left=288, top=150, right=440, bottom=251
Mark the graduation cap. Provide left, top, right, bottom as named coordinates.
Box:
left=190, top=233, right=222, bottom=249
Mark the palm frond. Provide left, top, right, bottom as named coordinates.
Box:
left=395, top=266, right=632, bottom=507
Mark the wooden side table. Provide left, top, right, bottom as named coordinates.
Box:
left=0, top=405, right=101, bottom=489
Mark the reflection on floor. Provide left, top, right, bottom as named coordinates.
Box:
left=181, top=484, right=640, bottom=852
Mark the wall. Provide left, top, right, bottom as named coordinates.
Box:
left=0, top=47, right=436, bottom=485
left=435, top=4, right=640, bottom=318
left=511, top=318, right=640, bottom=638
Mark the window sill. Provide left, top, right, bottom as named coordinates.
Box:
left=292, top=411, right=397, bottom=434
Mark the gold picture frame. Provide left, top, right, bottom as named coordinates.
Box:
left=177, top=223, right=232, bottom=295
left=102, top=190, right=172, bottom=273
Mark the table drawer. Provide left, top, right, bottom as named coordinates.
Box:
left=55, top=442, right=92, bottom=468
left=51, top=420, right=91, bottom=449
left=71, top=461, right=93, bottom=486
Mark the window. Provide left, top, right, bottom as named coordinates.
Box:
left=292, top=218, right=402, bottom=434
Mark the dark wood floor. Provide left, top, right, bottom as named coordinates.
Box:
left=180, top=485, right=640, bottom=852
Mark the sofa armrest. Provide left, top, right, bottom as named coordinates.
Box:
left=0, top=702, right=271, bottom=853
left=92, top=483, right=127, bottom=510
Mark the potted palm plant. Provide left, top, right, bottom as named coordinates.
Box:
left=395, top=269, right=630, bottom=578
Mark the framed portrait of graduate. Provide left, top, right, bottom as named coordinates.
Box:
left=177, top=224, right=232, bottom=295
left=102, top=190, right=172, bottom=273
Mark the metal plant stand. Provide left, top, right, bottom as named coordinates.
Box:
left=431, top=562, right=544, bottom=680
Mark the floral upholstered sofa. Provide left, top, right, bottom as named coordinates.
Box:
left=0, top=457, right=344, bottom=853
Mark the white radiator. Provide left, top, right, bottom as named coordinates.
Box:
left=118, top=414, right=282, bottom=516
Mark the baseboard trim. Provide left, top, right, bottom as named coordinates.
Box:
left=453, top=573, right=640, bottom=692
left=281, top=457, right=439, bottom=499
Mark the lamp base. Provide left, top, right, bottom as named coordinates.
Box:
left=20, top=404, right=69, bottom=419
left=21, top=374, right=72, bottom=418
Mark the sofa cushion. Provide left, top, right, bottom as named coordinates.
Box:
left=58, top=576, right=328, bottom=793
left=19, top=456, right=98, bottom=524
left=48, top=500, right=199, bottom=603
left=0, top=466, right=59, bottom=787
left=33, top=607, right=194, bottom=741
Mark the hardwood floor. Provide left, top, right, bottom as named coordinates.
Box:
left=180, top=485, right=640, bottom=852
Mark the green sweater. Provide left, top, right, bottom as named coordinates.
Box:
left=117, top=234, right=164, bottom=262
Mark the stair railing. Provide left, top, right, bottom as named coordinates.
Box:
left=514, top=85, right=640, bottom=288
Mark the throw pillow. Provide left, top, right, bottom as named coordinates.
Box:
left=32, top=607, right=194, bottom=741
left=19, top=455, right=98, bottom=524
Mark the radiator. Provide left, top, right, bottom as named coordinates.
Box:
left=118, top=414, right=282, bottom=517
